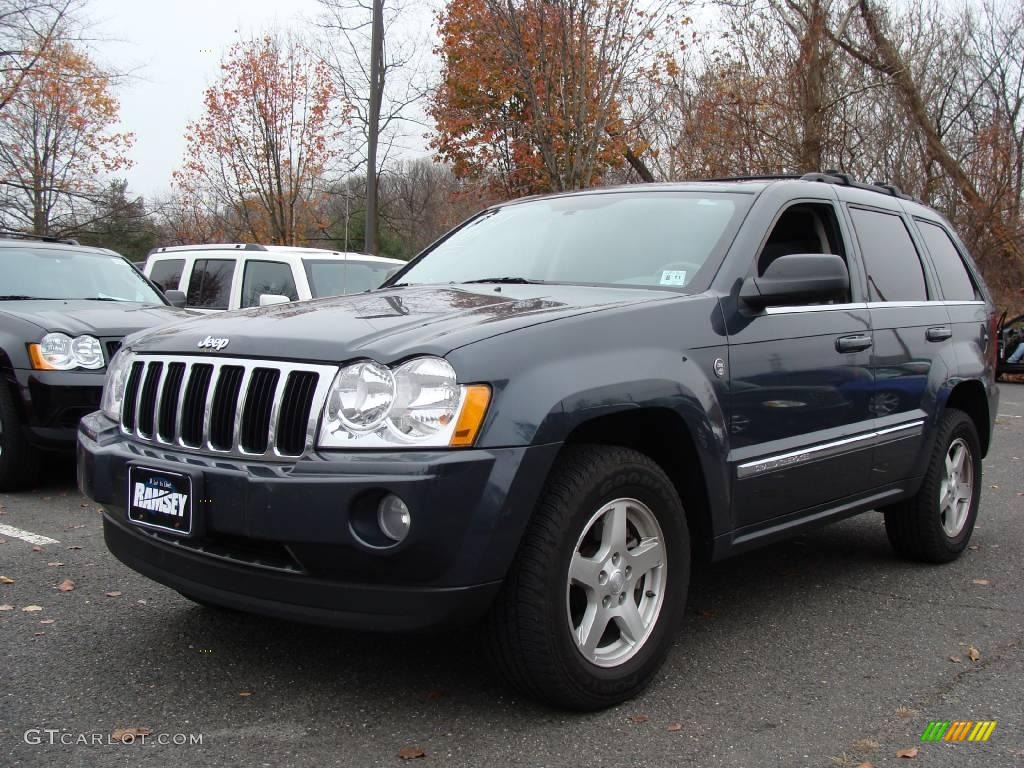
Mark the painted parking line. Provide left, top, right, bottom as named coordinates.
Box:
left=0, top=522, right=59, bottom=546
left=998, top=414, right=1022, bottom=419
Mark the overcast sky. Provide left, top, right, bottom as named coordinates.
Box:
left=87, top=0, right=347, bottom=200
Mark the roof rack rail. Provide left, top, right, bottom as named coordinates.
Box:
left=799, top=171, right=915, bottom=201
left=147, top=243, right=269, bottom=255
left=0, top=230, right=80, bottom=245
left=699, top=174, right=801, bottom=183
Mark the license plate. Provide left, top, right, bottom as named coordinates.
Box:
left=127, top=466, right=192, bottom=536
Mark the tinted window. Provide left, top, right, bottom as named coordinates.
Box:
left=917, top=221, right=979, bottom=301
left=397, top=192, right=750, bottom=290
left=149, top=259, right=184, bottom=292
left=186, top=259, right=234, bottom=309
left=241, top=260, right=298, bottom=308
left=849, top=208, right=928, bottom=302
left=304, top=260, right=395, bottom=297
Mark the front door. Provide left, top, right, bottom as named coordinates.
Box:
left=726, top=201, right=875, bottom=530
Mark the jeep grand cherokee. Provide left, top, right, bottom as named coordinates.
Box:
left=77, top=173, right=998, bottom=710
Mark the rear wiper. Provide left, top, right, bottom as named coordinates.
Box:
left=461, top=276, right=544, bottom=284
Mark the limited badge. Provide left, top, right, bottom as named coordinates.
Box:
left=713, top=358, right=727, bottom=378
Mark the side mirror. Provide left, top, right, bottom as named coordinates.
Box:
left=740, top=254, right=849, bottom=309
left=258, top=293, right=291, bottom=307
left=164, top=289, right=186, bottom=308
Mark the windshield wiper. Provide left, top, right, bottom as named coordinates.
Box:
left=0, top=295, right=47, bottom=300
left=82, top=297, right=130, bottom=302
left=461, top=276, right=544, bottom=285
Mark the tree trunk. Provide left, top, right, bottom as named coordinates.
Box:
left=365, top=0, right=384, bottom=255
left=797, top=0, right=827, bottom=172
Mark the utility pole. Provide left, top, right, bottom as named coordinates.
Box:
left=365, top=0, right=384, bottom=254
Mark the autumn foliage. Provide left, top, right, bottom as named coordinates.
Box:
left=172, top=34, right=340, bottom=245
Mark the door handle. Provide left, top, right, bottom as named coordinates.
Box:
left=926, top=326, right=952, bottom=342
left=836, top=334, right=872, bottom=353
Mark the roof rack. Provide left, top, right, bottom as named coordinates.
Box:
left=0, top=230, right=80, bottom=245
left=799, top=171, right=915, bottom=201
left=699, top=174, right=801, bottom=183
left=147, top=243, right=269, bottom=255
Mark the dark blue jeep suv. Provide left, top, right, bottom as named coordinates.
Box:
left=78, top=173, right=998, bottom=710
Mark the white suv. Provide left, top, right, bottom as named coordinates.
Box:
left=144, top=244, right=405, bottom=312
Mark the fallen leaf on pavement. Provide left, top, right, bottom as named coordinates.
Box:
left=33, top=631, right=45, bottom=636
left=398, top=747, right=426, bottom=760
left=856, top=763, right=876, bottom=768
left=32, top=546, right=42, bottom=552
left=47, top=562, right=64, bottom=567
left=22, top=605, right=42, bottom=612
left=426, top=690, right=444, bottom=701
left=698, top=609, right=716, bottom=619
left=39, top=619, right=55, bottom=625
left=239, top=691, right=252, bottom=697
left=630, top=714, right=650, bottom=724
left=66, top=545, right=82, bottom=550
left=667, top=723, right=683, bottom=732
left=105, top=591, right=122, bottom=597
left=56, top=579, right=75, bottom=592
left=0, top=604, right=13, bottom=611
left=972, top=579, right=992, bottom=586
left=111, top=727, right=152, bottom=743
left=968, top=544, right=980, bottom=550
left=967, top=646, right=981, bottom=661
left=949, top=655, right=962, bottom=663
left=896, top=747, right=919, bottom=758
left=0, top=575, right=14, bottom=584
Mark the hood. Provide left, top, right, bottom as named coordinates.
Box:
left=128, top=284, right=673, bottom=363
left=0, top=300, right=192, bottom=338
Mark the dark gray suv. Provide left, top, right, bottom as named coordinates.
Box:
left=77, top=173, right=998, bottom=710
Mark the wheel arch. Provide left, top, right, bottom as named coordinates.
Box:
left=944, top=379, right=991, bottom=457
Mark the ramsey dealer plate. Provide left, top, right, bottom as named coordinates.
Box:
left=127, top=466, right=192, bottom=536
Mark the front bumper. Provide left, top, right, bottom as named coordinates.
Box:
left=78, top=412, right=559, bottom=631
left=11, top=368, right=105, bottom=450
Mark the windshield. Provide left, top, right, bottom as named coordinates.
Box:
left=0, top=246, right=165, bottom=303
left=303, top=259, right=396, bottom=297
left=395, top=191, right=750, bottom=290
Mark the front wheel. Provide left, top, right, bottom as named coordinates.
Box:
left=884, top=409, right=982, bottom=563
left=0, top=382, right=39, bottom=491
left=486, top=445, right=689, bottom=710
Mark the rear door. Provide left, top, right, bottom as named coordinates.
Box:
left=845, top=204, right=948, bottom=482
left=185, top=258, right=237, bottom=313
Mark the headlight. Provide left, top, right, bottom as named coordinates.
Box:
left=29, top=332, right=105, bottom=370
left=318, top=356, right=490, bottom=448
left=101, top=348, right=133, bottom=421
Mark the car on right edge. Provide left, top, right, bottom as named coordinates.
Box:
left=78, top=172, right=998, bottom=711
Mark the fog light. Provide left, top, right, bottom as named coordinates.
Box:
left=378, top=494, right=411, bottom=543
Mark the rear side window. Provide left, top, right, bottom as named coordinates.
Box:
left=916, top=220, right=980, bottom=301
left=149, top=259, right=184, bottom=292
left=241, top=260, right=298, bottom=308
left=186, top=259, right=235, bottom=309
left=849, top=208, right=928, bottom=302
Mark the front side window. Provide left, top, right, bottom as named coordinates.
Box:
left=916, top=220, right=980, bottom=302
left=395, top=191, right=751, bottom=290
left=186, top=259, right=235, bottom=309
left=241, top=260, right=298, bottom=308
left=849, top=208, right=928, bottom=302
left=304, top=259, right=396, bottom=297
left=0, top=247, right=165, bottom=304
left=757, top=202, right=851, bottom=303
left=149, top=259, right=184, bottom=292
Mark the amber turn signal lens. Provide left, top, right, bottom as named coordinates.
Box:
left=28, top=344, right=57, bottom=370
left=450, top=384, right=491, bottom=447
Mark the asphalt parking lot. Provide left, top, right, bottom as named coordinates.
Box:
left=2, top=384, right=1023, bottom=768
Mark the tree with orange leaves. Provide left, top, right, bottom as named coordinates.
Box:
left=0, top=37, right=133, bottom=236
left=431, top=0, right=687, bottom=198
left=173, top=34, right=340, bottom=246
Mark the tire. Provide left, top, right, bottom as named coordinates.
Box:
left=0, top=381, right=39, bottom=491
left=486, top=445, right=690, bottom=711
left=884, top=409, right=982, bottom=563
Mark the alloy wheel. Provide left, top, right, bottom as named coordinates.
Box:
left=940, top=437, right=974, bottom=537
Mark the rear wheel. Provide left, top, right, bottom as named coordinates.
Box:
left=884, top=409, right=981, bottom=563
left=486, top=445, right=689, bottom=710
left=0, top=382, right=39, bottom=491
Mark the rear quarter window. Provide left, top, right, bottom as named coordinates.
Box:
left=916, top=220, right=981, bottom=302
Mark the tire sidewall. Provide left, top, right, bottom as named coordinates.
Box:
left=545, top=460, right=689, bottom=699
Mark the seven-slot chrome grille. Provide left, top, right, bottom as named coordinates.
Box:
left=120, top=355, right=338, bottom=459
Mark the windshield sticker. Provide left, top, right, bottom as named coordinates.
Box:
left=660, top=270, right=687, bottom=286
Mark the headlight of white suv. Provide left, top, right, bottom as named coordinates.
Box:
left=101, top=347, right=134, bottom=421
left=318, top=356, right=491, bottom=448
left=29, top=332, right=105, bottom=370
